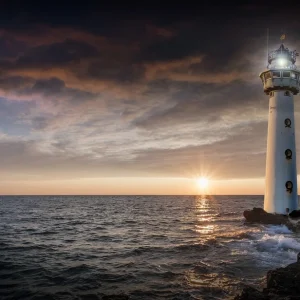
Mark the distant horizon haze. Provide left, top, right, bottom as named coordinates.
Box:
left=0, top=177, right=268, bottom=195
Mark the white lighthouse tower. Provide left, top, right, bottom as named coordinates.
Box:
left=260, top=39, right=299, bottom=214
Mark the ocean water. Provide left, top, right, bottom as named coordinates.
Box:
left=1, top=195, right=300, bottom=300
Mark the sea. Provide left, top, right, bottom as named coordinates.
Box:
left=1, top=195, right=300, bottom=300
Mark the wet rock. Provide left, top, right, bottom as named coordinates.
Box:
left=102, top=295, right=129, bottom=300
left=243, top=207, right=288, bottom=225
left=235, top=252, right=300, bottom=300
left=266, top=262, right=300, bottom=296
left=80, top=295, right=100, bottom=300
left=234, top=286, right=268, bottom=300
left=243, top=207, right=300, bottom=232
left=289, top=209, right=300, bottom=219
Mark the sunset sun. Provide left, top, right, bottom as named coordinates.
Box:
left=197, top=177, right=209, bottom=189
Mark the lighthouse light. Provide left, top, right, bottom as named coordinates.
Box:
left=278, top=58, right=287, bottom=67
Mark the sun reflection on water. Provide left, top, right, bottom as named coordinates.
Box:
left=195, top=195, right=216, bottom=235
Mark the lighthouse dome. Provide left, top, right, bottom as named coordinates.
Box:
left=268, top=44, right=298, bottom=69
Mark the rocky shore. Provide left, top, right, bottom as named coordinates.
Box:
left=234, top=252, right=300, bottom=299
left=237, top=207, right=300, bottom=299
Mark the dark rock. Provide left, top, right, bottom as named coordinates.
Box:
left=243, top=207, right=300, bottom=232
left=243, top=207, right=288, bottom=225
left=80, top=295, right=100, bottom=300
left=235, top=252, right=300, bottom=300
left=233, top=286, right=268, bottom=300
left=267, top=262, right=300, bottom=296
left=102, top=295, right=129, bottom=300
left=289, top=210, right=300, bottom=219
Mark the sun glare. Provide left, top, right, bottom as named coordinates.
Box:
left=197, top=177, right=209, bottom=189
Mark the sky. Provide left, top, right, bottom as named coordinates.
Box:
left=1, top=3, right=300, bottom=195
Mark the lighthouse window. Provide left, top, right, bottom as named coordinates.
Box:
left=284, top=91, right=291, bottom=96
left=282, top=71, right=291, bottom=78
left=272, top=71, right=281, bottom=78
left=285, top=149, right=292, bottom=160
left=284, top=118, right=292, bottom=127
left=285, top=181, right=293, bottom=193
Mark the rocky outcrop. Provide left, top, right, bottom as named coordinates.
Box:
left=243, top=207, right=288, bottom=225
left=243, top=207, right=300, bottom=231
left=234, top=253, right=300, bottom=300
left=265, top=262, right=300, bottom=297
left=234, top=286, right=268, bottom=300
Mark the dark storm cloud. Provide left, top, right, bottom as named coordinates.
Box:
left=30, top=78, right=98, bottom=103
left=0, top=35, right=27, bottom=58
left=31, top=78, right=65, bottom=94
left=16, top=39, right=99, bottom=68
left=86, top=61, right=146, bottom=84
left=0, top=76, right=33, bottom=91
left=26, top=77, right=96, bottom=101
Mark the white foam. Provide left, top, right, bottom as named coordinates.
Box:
left=264, top=225, right=292, bottom=235
left=234, top=225, right=300, bottom=268
left=259, top=234, right=300, bottom=251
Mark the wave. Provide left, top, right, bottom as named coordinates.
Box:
left=1, top=244, right=54, bottom=251
left=264, top=225, right=293, bottom=235
left=216, top=212, right=239, bottom=217
left=120, top=242, right=210, bottom=258
left=214, top=230, right=255, bottom=241
left=174, top=243, right=210, bottom=252
left=258, top=233, right=300, bottom=252
left=31, top=230, right=57, bottom=235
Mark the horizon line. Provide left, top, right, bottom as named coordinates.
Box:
left=0, top=194, right=266, bottom=196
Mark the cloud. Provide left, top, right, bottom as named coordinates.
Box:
left=132, top=80, right=266, bottom=130
left=0, top=7, right=299, bottom=189
left=0, top=118, right=273, bottom=181
left=16, top=39, right=99, bottom=68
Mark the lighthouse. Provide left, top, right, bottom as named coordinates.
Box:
left=260, top=40, right=299, bottom=214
